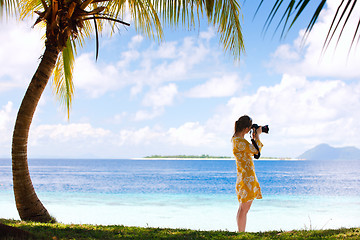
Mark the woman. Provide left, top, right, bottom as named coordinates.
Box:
left=232, top=115, right=263, bottom=232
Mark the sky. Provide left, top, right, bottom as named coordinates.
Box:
left=1, top=0, right=360, bottom=159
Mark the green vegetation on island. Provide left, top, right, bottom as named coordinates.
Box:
left=144, top=154, right=232, bottom=159
left=1, top=219, right=359, bottom=240
left=144, top=155, right=294, bottom=160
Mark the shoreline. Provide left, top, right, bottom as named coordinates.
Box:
left=1, top=192, right=360, bottom=233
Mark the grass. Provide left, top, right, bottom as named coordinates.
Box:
left=1, top=219, right=359, bottom=240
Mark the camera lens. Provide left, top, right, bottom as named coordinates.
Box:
left=262, top=125, right=269, bottom=133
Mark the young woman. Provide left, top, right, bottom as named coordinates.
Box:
left=232, top=115, right=263, bottom=232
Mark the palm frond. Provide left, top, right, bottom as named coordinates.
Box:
left=154, top=0, right=245, bottom=60
left=212, top=0, right=245, bottom=60
left=19, top=0, right=43, bottom=19
left=93, top=15, right=100, bottom=60
left=1, top=0, right=18, bottom=17
left=256, top=0, right=360, bottom=53
left=14, top=0, right=247, bottom=120
left=348, top=17, right=360, bottom=54
left=253, top=0, right=264, bottom=20
left=53, top=38, right=75, bottom=119
left=105, top=0, right=163, bottom=41
left=325, top=0, right=357, bottom=52
left=304, top=0, right=327, bottom=40
left=154, top=0, right=196, bottom=28
left=262, top=0, right=285, bottom=36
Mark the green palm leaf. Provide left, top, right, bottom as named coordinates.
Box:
left=9, top=0, right=248, bottom=223
left=1, top=0, right=18, bottom=16
left=212, top=0, right=245, bottom=60
left=105, top=0, right=163, bottom=41
left=16, top=0, right=246, bottom=117
left=154, top=0, right=245, bottom=60
left=257, top=0, right=359, bottom=52
left=53, top=38, right=75, bottom=119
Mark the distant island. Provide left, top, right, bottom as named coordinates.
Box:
left=144, top=154, right=231, bottom=159
left=145, top=143, right=360, bottom=161
left=298, top=143, right=360, bottom=160
left=141, top=143, right=360, bottom=161
left=143, top=155, right=293, bottom=160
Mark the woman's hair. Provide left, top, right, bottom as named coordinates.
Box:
left=233, top=115, right=252, bottom=136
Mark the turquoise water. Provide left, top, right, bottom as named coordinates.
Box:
left=1, top=159, right=359, bottom=232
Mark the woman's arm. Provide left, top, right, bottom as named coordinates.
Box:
left=248, top=140, right=263, bottom=154
left=250, top=127, right=263, bottom=153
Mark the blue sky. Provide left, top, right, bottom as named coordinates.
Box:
left=1, top=0, right=360, bottom=158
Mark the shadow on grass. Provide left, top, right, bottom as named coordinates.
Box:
left=0, top=219, right=273, bottom=240
left=1, top=219, right=359, bottom=240
left=0, top=222, right=36, bottom=240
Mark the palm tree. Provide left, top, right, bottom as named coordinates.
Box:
left=256, top=0, right=360, bottom=52
left=4, top=0, right=245, bottom=222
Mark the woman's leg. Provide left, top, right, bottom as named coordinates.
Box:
left=236, top=200, right=253, bottom=232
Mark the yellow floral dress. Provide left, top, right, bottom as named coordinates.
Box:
left=232, top=137, right=263, bottom=203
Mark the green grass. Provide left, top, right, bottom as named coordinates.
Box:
left=1, top=219, right=359, bottom=240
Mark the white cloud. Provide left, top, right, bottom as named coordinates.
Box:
left=25, top=119, right=226, bottom=157
left=0, top=102, right=13, bottom=131
left=0, top=18, right=44, bottom=92
left=271, top=44, right=301, bottom=61
left=74, top=28, right=216, bottom=98
left=0, top=101, right=14, bottom=135
left=154, top=42, right=178, bottom=59
left=30, top=123, right=111, bottom=146
left=142, top=83, right=178, bottom=108
left=73, top=53, right=127, bottom=98
left=116, top=35, right=144, bottom=68
left=18, top=74, right=360, bottom=159
left=269, top=0, right=360, bottom=78
left=117, top=49, right=141, bottom=68
left=133, top=35, right=211, bottom=88
left=0, top=102, right=15, bottom=157
left=133, top=83, right=178, bottom=121
left=208, top=74, right=360, bottom=157
left=107, top=112, right=128, bottom=124
left=128, top=35, right=144, bottom=48
left=134, top=109, right=164, bottom=121
left=167, top=122, right=222, bottom=147
left=118, top=126, right=164, bottom=146
left=199, top=27, right=216, bottom=41
left=116, top=121, right=224, bottom=148
left=257, top=1, right=360, bottom=156
left=186, top=74, right=242, bottom=98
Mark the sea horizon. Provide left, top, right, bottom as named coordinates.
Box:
left=1, top=158, right=359, bottom=232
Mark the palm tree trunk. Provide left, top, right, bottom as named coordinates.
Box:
left=12, top=43, right=60, bottom=222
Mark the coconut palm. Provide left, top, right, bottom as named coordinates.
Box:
left=256, top=0, right=360, bottom=52
left=4, top=0, right=245, bottom=222
left=0, top=0, right=14, bottom=11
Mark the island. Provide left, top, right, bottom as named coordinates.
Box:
left=143, top=155, right=294, bottom=160
left=298, top=143, right=360, bottom=160
left=144, top=154, right=232, bottom=159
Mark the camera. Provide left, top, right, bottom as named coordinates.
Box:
left=250, top=124, right=269, bottom=159
left=251, top=124, right=269, bottom=134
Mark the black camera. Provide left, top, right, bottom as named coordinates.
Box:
left=251, top=124, right=269, bottom=159
left=251, top=124, right=269, bottom=134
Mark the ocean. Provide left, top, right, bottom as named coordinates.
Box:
left=0, top=158, right=359, bottom=232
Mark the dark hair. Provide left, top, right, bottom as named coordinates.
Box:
left=233, top=115, right=252, bottom=136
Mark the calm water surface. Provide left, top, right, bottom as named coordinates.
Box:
left=1, top=159, right=359, bottom=231
left=1, top=159, right=359, bottom=195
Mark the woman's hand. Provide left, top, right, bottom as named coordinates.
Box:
left=252, top=127, right=262, bottom=140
